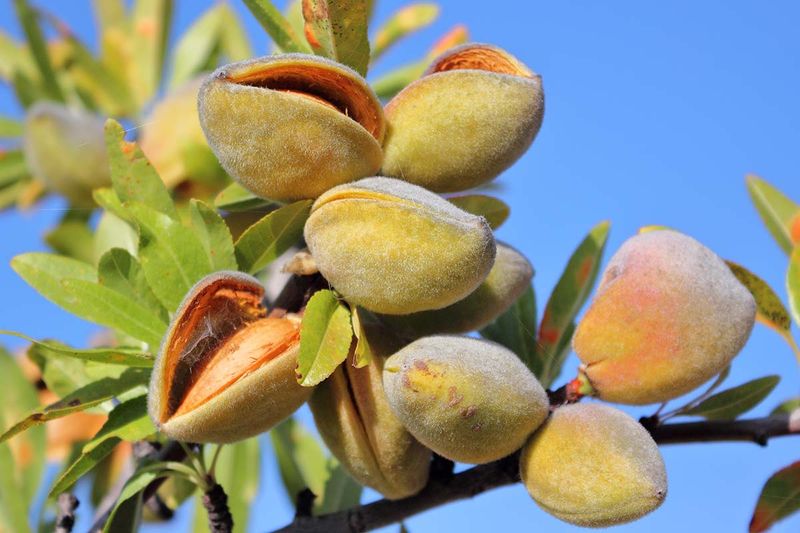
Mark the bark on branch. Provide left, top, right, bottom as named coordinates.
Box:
left=272, top=413, right=799, bottom=533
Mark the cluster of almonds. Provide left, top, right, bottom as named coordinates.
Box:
left=146, top=43, right=757, bottom=527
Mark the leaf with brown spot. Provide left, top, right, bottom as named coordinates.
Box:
left=302, top=0, right=370, bottom=76
left=750, top=461, right=800, bottom=532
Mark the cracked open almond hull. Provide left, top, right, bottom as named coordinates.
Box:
left=572, top=230, right=756, bottom=405
left=147, top=271, right=311, bottom=443
left=520, top=403, right=667, bottom=527
left=198, top=54, right=385, bottom=201
left=382, top=336, right=549, bottom=464
left=304, top=177, right=496, bottom=315
left=309, top=323, right=431, bottom=499
left=382, top=43, right=544, bottom=193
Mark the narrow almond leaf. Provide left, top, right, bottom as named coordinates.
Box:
left=13, top=0, right=64, bottom=102
left=11, top=252, right=166, bottom=347
left=0, top=440, right=32, bottom=533
left=771, top=398, right=800, bottom=416
left=103, top=464, right=166, bottom=533
left=126, top=202, right=214, bottom=312
left=749, top=461, right=800, bottom=533
left=234, top=200, right=312, bottom=274
left=727, top=261, right=792, bottom=333
left=0, top=150, right=30, bottom=188
left=93, top=187, right=131, bottom=222
left=537, top=221, right=610, bottom=372
left=0, top=330, right=153, bottom=367
left=448, top=194, right=510, bottom=230
left=302, top=0, right=370, bottom=76
left=189, top=199, right=238, bottom=271
left=218, top=4, right=253, bottom=61
left=747, top=175, right=800, bottom=255
left=371, top=3, right=439, bottom=62
left=0, top=347, right=44, bottom=525
left=105, top=119, right=177, bottom=219
left=94, top=211, right=139, bottom=262
left=169, top=3, right=225, bottom=88
left=0, top=116, right=22, bottom=137
left=0, top=29, right=35, bottom=81
left=480, top=285, right=539, bottom=376
left=49, top=437, right=121, bottom=497
left=242, top=0, right=311, bottom=53
left=351, top=307, right=372, bottom=368
left=45, top=218, right=95, bottom=264
left=98, top=248, right=169, bottom=323
left=130, top=0, right=173, bottom=106
left=93, top=0, right=127, bottom=35
left=0, top=368, right=149, bottom=444
left=317, top=461, right=362, bottom=514
left=684, top=376, right=780, bottom=420
left=539, top=321, right=576, bottom=388
left=83, top=395, right=154, bottom=452
left=297, top=290, right=353, bottom=386
left=215, top=181, right=274, bottom=212
left=789, top=246, right=800, bottom=328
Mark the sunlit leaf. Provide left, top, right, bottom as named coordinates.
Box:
left=0, top=116, right=22, bottom=137
left=746, top=175, right=800, bottom=255
left=13, top=0, right=64, bottom=102
left=130, top=0, right=173, bottom=106
left=0, top=150, right=29, bottom=188
left=351, top=307, right=372, bottom=368
left=297, top=290, right=353, bottom=386
left=102, top=462, right=169, bottom=532
left=218, top=4, right=253, bottom=61
left=98, top=248, right=168, bottom=323
left=302, top=0, right=370, bottom=75
left=83, top=395, right=154, bottom=453
left=448, top=194, right=510, bottom=230
left=234, top=200, right=311, bottom=274
left=45, top=214, right=95, bottom=264
left=480, top=285, right=539, bottom=376
left=371, top=3, right=438, bottom=62
left=727, top=261, right=792, bottom=333
left=0, top=330, right=153, bottom=367
left=684, top=376, right=780, bottom=420
left=169, top=3, right=225, bottom=88
left=214, top=182, right=274, bottom=212
left=749, top=461, right=800, bottom=532
left=48, top=437, right=120, bottom=497
left=242, top=0, right=311, bottom=53
left=189, top=199, right=238, bottom=272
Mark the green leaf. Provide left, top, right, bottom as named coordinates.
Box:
left=302, top=0, right=370, bottom=76
left=94, top=211, right=139, bottom=263
left=540, top=321, right=575, bottom=389
left=771, top=397, right=800, bottom=416
left=0, top=150, right=30, bottom=188
left=0, top=368, right=149, bottom=444
left=749, top=461, right=800, bottom=533
left=45, top=218, right=95, bottom=264
left=83, top=395, right=154, bottom=452
left=371, top=3, right=439, bottom=62
left=317, top=461, right=362, bottom=514
left=747, top=175, right=800, bottom=255
left=11, top=252, right=166, bottom=347
left=194, top=439, right=260, bottom=532
left=103, top=490, right=143, bottom=533
left=234, top=200, right=312, bottom=274
left=242, top=0, right=312, bottom=53
left=189, top=200, right=238, bottom=272
left=448, top=194, right=510, bottom=230
left=13, top=0, right=64, bottom=102
left=684, top=376, right=780, bottom=420
left=0, top=116, right=22, bottom=137
left=105, top=119, right=178, bottom=220
left=98, top=248, right=169, bottom=323
left=103, top=462, right=168, bottom=532
left=789, top=246, right=800, bottom=328
left=537, top=221, right=610, bottom=379
left=297, top=290, right=353, bottom=386
left=169, top=4, right=225, bottom=88
left=727, top=261, right=792, bottom=333
left=126, top=202, right=214, bottom=312
left=130, top=0, right=173, bottom=107
left=480, top=285, right=539, bottom=376
left=49, top=437, right=121, bottom=497
left=218, top=4, right=253, bottom=61
left=0, top=330, right=153, bottom=367
left=0, top=347, right=44, bottom=531
left=214, top=182, right=274, bottom=212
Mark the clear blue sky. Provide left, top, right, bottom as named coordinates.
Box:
left=1, top=1, right=799, bottom=531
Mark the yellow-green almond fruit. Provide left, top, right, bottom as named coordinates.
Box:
left=140, top=78, right=224, bottom=189
left=520, top=403, right=667, bottom=527
left=198, top=54, right=385, bottom=201
left=383, top=336, right=549, bottom=464
left=381, top=43, right=544, bottom=193
left=309, top=322, right=431, bottom=499
left=23, top=102, right=110, bottom=205
left=305, top=177, right=496, bottom=315
left=147, top=271, right=312, bottom=443
left=378, top=242, right=533, bottom=338
left=573, top=229, right=756, bottom=405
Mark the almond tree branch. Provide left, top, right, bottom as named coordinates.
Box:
left=271, top=413, right=799, bottom=533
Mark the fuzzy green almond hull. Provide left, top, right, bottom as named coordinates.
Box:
left=520, top=403, right=667, bottom=527
left=198, top=54, right=385, bottom=202
left=573, top=229, right=757, bottom=405
left=382, top=43, right=544, bottom=193
left=378, top=242, right=533, bottom=338
left=310, top=345, right=431, bottom=500
left=382, top=336, right=549, bottom=464
left=23, top=101, right=110, bottom=205
left=305, top=177, right=496, bottom=315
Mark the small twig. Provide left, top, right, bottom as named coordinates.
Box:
left=55, top=493, right=79, bottom=533
left=295, top=488, right=316, bottom=519
left=203, top=482, right=234, bottom=533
